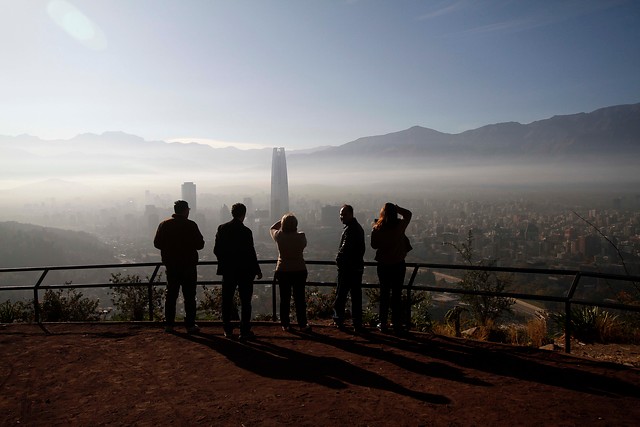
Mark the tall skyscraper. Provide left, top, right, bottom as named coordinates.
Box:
left=270, top=147, right=289, bottom=222
left=181, top=182, right=197, bottom=211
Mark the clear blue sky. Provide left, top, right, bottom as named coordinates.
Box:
left=1, top=0, right=639, bottom=150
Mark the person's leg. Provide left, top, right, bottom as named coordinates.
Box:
left=181, top=265, right=198, bottom=329
left=332, top=269, right=350, bottom=327
left=238, top=276, right=254, bottom=334
left=350, top=269, right=364, bottom=329
left=293, top=271, right=309, bottom=328
left=377, top=265, right=391, bottom=328
left=164, top=267, right=180, bottom=328
left=221, top=276, right=237, bottom=334
left=390, top=263, right=407, bottom=331
left=278, top=272, right=292, bottom=327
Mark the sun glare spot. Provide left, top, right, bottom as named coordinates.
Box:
left=47, top=0, right=107, bottom=50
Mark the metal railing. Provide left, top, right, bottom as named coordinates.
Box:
left=1, top=260, right=639, bottom=354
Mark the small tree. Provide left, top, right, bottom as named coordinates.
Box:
left=410, top=290, right=433, bottom=332
left=448, top=230, right=514, bottom=326
left=110, top=273, right=165, bottom=321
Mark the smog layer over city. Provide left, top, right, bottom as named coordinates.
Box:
left=1, top=1, right=639, bottom=316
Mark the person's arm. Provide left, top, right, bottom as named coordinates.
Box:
left=269, top=220, right=281, bottom=240
left=396, top=205, right=412, bottom=221
left=193, top=224, right=205, bottom=250
left=153, top=223, right=164, bottom=250
left=396, top=205, right=412, bottom=230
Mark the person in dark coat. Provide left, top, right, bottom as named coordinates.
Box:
left=333, top=204, right=365, bottom=331
left=154, top=200, right=205, bottom=334
left=214, top=203, right=262, bottom=340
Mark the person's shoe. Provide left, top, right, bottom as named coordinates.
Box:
left=223, top=328, right=234, bottom=339
left=186, top=324, right=200, bottom=334
left=281, top=325, right=292, bottom=332
left=239, top=330, right=256, bottom=341
left=376, top=323, right=388, bottom=333
left=300, top=324, right=312, bottom=333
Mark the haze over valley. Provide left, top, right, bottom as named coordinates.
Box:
left=2, top=103, right=639, bottom=212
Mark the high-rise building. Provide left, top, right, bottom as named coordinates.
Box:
left=181, top=182, right=197, bottom=211
left=270, top=147, right=289, bottom=222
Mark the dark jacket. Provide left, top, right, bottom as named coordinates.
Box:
left=213, top=218, right=261, bottom=277
left=153, top=214, right=205, bottom=266
left=336, top=217, right=365, bottom=270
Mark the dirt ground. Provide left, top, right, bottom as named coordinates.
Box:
left=2, top=322, right=640, bottom=427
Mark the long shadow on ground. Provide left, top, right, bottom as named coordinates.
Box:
left=184, top=331, right=450, bottom=405
left=327, top=329, right=640, bottom=398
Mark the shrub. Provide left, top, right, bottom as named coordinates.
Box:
left=41, top=288, right=100, bottom=321
left=550, top=306, right=620, bottom=343
left=110, top=273, right=165, bottom=321
left=410, top=290, right=433, bottom=332
left=198, top=285, right=240, bottom=320
left=305, top=286, right=336, bottom=320
left=0, top=299, right=36, bottom=324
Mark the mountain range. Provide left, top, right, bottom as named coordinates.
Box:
left=1, top=103, right=639, bottom=194
left=291, top=103, right=640, bottom=164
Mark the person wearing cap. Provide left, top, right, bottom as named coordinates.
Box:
left=154, top=200, right=205, bottom=334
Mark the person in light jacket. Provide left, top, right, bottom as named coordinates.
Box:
left=270, top=213, right=311, bottom=332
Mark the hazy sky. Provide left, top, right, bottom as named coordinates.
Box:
left=1, top=0, right=639, bottom=150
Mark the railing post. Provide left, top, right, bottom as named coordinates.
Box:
left=564, top=273, right=582, bottom=354
left=565, top=301, right=572, bottom=354
left=33, top=269, right=49, bottom=324
left=148, top=265, right=161, bottom=321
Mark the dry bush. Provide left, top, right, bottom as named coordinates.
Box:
left=526, top=317, right=548, bottom=347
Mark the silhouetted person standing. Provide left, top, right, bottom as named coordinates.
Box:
left=214, top=203, right=262, bottom=340
left=371, top=203, right=412, bottom=334
left=154, top=200, right=205, bottom=334
left=333, top=204, right=365, bottom=332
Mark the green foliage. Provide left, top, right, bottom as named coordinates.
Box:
left=41, top=288, right=100, bottom=321
left=198, top=285, right=241, bottom=320
left=109, top=273, right=165, bottom=321
left=304, top=286, right=336, bottom=320
left=448, top=230, right=515, bottom=326
left=0, top=300, right=35, bottom=323
left=410, top=290, right=433, bottom=332
left=550, top=306, right=620, bottom=343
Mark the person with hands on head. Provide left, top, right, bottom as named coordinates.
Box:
left=270, top=213, right=311, bottom=332
left=371, top=203, right=412, bottom=334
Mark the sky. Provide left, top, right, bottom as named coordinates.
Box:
left=1, top=0, right=639, bottom=150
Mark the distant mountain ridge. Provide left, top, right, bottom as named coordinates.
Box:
left=298, top=103, right=640, bottom=162
left=1, top=103, right=638, bottom=188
